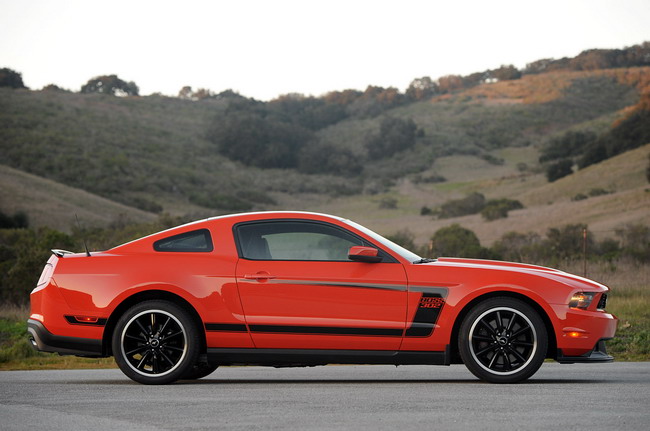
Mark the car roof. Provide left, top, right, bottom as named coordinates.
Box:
left=110, top=211, right=348, bottom=252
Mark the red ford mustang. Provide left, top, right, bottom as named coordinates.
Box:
left=28, top=212, right=617, bottom=384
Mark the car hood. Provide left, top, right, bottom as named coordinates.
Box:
left=431, top=257, right=608, bottom=290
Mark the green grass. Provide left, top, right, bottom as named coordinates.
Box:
left=0, top=306, right=115, bottom=371
left=603, top=288, right=650, bottom=361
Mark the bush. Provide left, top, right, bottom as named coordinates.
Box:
left=616, top=224, right=650, bottom=262
left=545, top=159, right=573, bottom=182
left=430, top=224, right=498, bottom=259
left=571, top=193, right=588, bottom=201
left=385, top=229, right=416, bottom=252
left=411, top=174, right=446, bottom=184
left=480, top=199, right=524, bottom=221
left=0, top=211, right=28, bottom=229
left=588, top=188, right=611, bottom=197
left=434, top=193, right=486, bottom=219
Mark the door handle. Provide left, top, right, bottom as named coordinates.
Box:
left=243, top=273, right=276, bottom=280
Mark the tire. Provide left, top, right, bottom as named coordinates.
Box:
left=459, top=297, right=548, bottom=383
left=112, top=300, right=200, bottom=385
left=182, top=362, right=219, bottom=380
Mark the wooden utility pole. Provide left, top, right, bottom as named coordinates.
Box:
left=582, top=228, right=588, bottom=277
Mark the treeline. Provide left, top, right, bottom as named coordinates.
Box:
left=0, top=213, right=185, bottom=305
left=2, top=216, right=648, bottom=305
left=540, top=93, right=650, bottom=182
left=387, top=223, right=650, bottom=266
left=206, top=95, right=425, bottom=174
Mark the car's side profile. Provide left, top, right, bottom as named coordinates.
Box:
left=28, top=212, right=617, bottom=384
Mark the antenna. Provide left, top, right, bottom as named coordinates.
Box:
left=75, top=214, right=91, bottom=257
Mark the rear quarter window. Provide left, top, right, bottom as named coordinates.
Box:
left=153, top=229, right=214, bottom=252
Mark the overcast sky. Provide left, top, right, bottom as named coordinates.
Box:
left=1, top=0, right=650, bottom=100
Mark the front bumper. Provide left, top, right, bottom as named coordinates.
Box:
left=556, top=339, right=614, bottom=364
left=27, top=319, right=104, bottom=357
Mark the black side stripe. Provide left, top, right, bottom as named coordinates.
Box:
left=205, top=323, right=248, bottom=332
left=248, top=324, right=403, bottom=337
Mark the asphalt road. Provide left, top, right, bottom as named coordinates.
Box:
left=1, top=362, right=649, bottom=430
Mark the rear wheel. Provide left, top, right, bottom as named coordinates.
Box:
left=112, top=300, right=200, bottom=384
left=459, top=297, right=547, bottom=383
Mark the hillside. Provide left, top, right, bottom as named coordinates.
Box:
left=308, top=144, right=650, bottom=246
left=0, top=165, right=156, bottom=231
left=1, top=66, right=649, bottom=242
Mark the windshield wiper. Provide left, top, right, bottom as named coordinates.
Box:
left=413, top=258, right=436, bottom=264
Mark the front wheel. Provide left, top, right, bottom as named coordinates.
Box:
left=459, top=297, right=548, bottom=383
left=112, top=300, right=200, bottom=384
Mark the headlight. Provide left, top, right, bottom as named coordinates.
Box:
left=569, top=292, right=596, bottom=310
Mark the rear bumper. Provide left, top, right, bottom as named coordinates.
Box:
left=27, top=319, right=104, bottom=357
left=556, top=339, right=614, bottom=364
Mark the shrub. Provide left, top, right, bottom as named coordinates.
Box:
left=545, top=159, right=573, bottom=182
left=480, top=199, right=524, bottom=221
left=434, top=192, right=486, bottom=219
left=430, top=224, right=498, bottom=259
left=571, top=193, right=588, bottom=201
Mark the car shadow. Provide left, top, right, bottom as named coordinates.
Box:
left=72, top=377, right=614, bottom=385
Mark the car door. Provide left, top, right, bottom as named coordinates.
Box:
left=234, top=220, right=408, bottom=351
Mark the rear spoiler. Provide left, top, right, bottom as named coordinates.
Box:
left=51, top=249, right=75, bottom=258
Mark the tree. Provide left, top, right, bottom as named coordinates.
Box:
left=429, top=224, right=496, bottom=259
left=406, top=76, right=438, bottom=101
left=491, top=65, right=522, bottom=81
left=545, top=159, right=573, bottom=182
left=208, top=100, right=314, bottom=169
left=81, top=74, right=139, bottom=96
left=178, top=86, right=193, bottom=99
left=539, top=130, right=598, bottom=163
left=544, top=224, right=593, bottom=261
left=615, top=224, right=650, bottom=262
left=298, top=142, right=361, bottom=176
left=41, top=84, right=69, bottom=92
left=480, top=199, right=523, bottom=221
left=365, top=116, right=419, bottom=160
left=492, top=232, right=542, bottom=263
left=437, top=75, right=464, bottom=93
left=0, top=67, right=27, bottom=89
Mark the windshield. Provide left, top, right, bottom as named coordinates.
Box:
left=343, top=219, right=423, bottom=263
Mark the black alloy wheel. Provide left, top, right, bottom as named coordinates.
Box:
left=112, top=300, right=200, bottom=384
left=459, top=297, right=548, bottom=383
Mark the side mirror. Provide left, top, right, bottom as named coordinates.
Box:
left=348, top=246, right=382, bottom=263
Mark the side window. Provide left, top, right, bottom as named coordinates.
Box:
left=153, top=229, right=213, bottom=252
left=237, top=222, right=365, bottom=261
